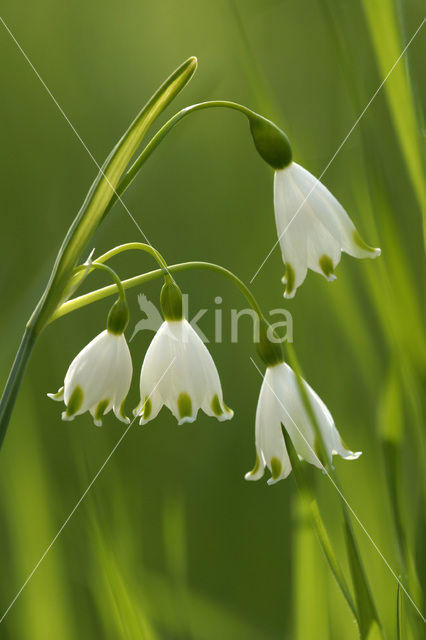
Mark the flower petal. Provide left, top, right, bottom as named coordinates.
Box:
left=137, top=320, right=231, bottom=425
left=273, top=163, right=380, bottom=296
left=256, top=368, right=292, bottom=483
left=51, top=330, right=133, bottom=426
left=290, top=163, right=380, bottom=259
left=274, top=168, right=309, bottom=297
left=272, top=363, right=361, bottom=469
left=112, top=335, right=133, bottom=423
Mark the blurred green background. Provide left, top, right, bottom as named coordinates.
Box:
left=0, top=0, right=425, bottom=638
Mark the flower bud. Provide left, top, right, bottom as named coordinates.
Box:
left=256, top=318, right=285, bottom=367
left=160, top=278, right=183, bottom=321
left=249, top=115, right=292, bottom=170
left=107, top=298, right=129, bottom=335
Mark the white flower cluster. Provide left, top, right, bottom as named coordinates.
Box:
left=48, top=157, right=377, bottom=484
left=48, top=317, right=359, bottom=485
left=48, top=317, right=232, bottom=429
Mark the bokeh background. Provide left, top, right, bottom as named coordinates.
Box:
left=0, top=1, right=425, bottom=638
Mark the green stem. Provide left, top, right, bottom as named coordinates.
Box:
left=0, top=58, right=199, bottom=450
left=94, top=242, right=168, bottom=271
left=69, top=242, right=169, bottom=297
left=102, top=101, right=262, bottom=219
left=286, top=343, right=381, bottom=635
left=50, top=260, right=264, bottom=323
left=0, top=97, right=272, bottom=450
left=0, top=328, right=36, bottom=449
left=73, top=261, right=127, bottom=302
left=285, top=427, right=359, bottom=622
left=28, top=58, right=197, bottom=337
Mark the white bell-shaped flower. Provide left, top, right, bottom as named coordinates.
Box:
left=48, top=329, right=132, bottom=426
left=134, top=319, right=233, bottom=425
left=274, top=162, right=381, bottom=298
left=245, top=362, right=361, bottom=485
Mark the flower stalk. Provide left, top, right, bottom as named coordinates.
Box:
left=50, top=259, right=265, bottom=324
left=0, top=56, right=197, bottom=448
left=105, top=100, right=292, bottom=211
left=285, top=343, right=381, bottom=637
left=69, top=242, right=169, bottom=295
left=29, top=56, right=197, bottom=337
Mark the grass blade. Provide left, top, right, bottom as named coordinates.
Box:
left=32, top=56, right=197, bottom=332
left=397, top=583, right=402, bottom=640
left=361, top=0, right=426, bottom=240
left=343, top=509, right=381, bottom=639
left=0, top=57, right=197, bottom=449
left=283, top=429, right=359, bottom=627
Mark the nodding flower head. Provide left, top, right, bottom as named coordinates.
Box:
left=134, top=318, right=233, bottom=426
left=274, top=162, right=381, bottom=298
left=48, top=329, right=132, bottom=427
left=245, top=362, right=361, bottom=485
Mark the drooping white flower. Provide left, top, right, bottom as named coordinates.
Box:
left=245, top=362, right=361, bottom=485
left=134, top=319, right=233, bottom=425
left=274, top=162, right=381, bottom=298
left=48, top=330, right=132, bottom=426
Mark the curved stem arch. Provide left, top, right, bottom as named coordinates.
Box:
left=51, top=260, right=265, bottom=323
left=102, top=100, right=268, bottom=219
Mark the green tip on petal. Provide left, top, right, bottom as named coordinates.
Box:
left=94, top=399, right=109, bottom=427
left=177, top=392, right=193, bottom=423
left=244, top=454, right=264, bottom=481
left=142, top=396, right=152, bottom=420
left=319, top=255, right=336, bottom=281
left=211, top=394, right=223, bottom=416
left=116, top=399, right=129, bottom=423
left=283, top=263, right=295, bottom=297
left=251, top=454, right=261, bottom=475
left=47, top=386, right=64, bottom=401
left=270, top=457, right=282, bottom=481
left=63, top=385, right=84, bottom=420
left=353, top=230, right=381, bottom=256
left=212, top=396, right=234, bottom=422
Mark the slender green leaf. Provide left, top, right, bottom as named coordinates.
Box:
left=396, top=583, right=401, bottom=640
left=0, top=57, right=197, bottom=448
left=293, top=495, right=329, bottom=638
left=343, top=509, right=381, bottom=639
left=283, top=429, right=359, bottom=626
left=379, top=365, right=405, bottom=555
left=361, top=0, right=426, bottom=240
left=284, top=345, right=382, bottom=637
left=32, top=56, right=197, bottom=333
left=89, top=506, right=159, bottom=640
left=0, top=390, right=75, bottom=638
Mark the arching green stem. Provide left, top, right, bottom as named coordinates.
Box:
left=50, top=260, right=265, bottom=323
left=102, top=100, right=289, bottom=219
left=93, top=242, right=168, bottom=271
left=0, top=95, right=284, bottom=450
left=74, top=261, right=127, bottom=302
left=69, top=242, right=169, bottom=297
left=0, top=57, right=198, bottom=450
